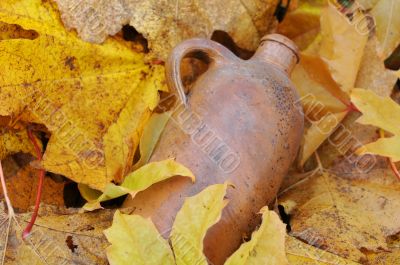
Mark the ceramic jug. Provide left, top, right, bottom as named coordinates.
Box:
left=125, top=34, right=304, bottom=264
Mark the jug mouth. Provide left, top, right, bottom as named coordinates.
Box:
left=260, top=34, right=300, bottom=63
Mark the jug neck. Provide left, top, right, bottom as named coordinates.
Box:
left=253, top=34, right=299, bottom=75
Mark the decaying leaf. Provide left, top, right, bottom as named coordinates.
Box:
left=225, top=207, right=288, bottom=265
left=82, top=159, right=195, bottom=211
left=286, top=236, right=359, bottom=264
left=104, top=210, right=175, bottom=265
left=0, top=0, right=167, bottom=190
left=171, top=182, right=229, bottom=265
left=55, top=0, right=279, bottom=59
left=279, top=170, right=400, bottom=262
left=1, top=204, right=113, bottom=265
left=0, top=163, right=64, bottom=212
left=351, top=88, right=400, bottom=161
left=366, top=233, right=400, bottom=264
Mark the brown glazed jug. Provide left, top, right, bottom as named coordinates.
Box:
left=125, top=34, right=304, bottom=264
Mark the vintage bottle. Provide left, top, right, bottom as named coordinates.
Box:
left=125, top=34, right=304, bottom=264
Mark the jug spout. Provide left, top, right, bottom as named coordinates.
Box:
left=253, top=34, right=299, bottom=74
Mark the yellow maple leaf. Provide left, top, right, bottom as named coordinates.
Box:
left=277, top=0, right=326, bottom=50
left=291, top=5, right=368, bottom=166
left=279, top=171, right=400, bottom=261
left=105, top=183, right=292, bottom=265
left=225, top=207, right=288, bottom=265
left=81, top=159, right=195, bottom=211
left=0, top=127, right=37, bottom=160
left=104, top=210, right=175, bottom=265
left=370, top=0, right=400, bottom=58
left=351, top=88, right=400, bottom=161
left=171, top=183, right=229, bottom=265
left=0, top=0, right=167, bottom=190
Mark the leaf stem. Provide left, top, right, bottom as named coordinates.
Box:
left=0, top=159, right=15, bottom=265
left=22, top=129, right=45, bottom=240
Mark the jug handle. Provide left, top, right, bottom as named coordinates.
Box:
left=166, top=38, right=236, bottom=106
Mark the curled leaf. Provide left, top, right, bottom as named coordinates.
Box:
left=83, top=159, right=195, bottom=211
left=132, top=111, right=171, bottom=171
left=171, top=182, right=229, bottom=265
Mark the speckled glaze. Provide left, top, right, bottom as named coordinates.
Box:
left=124, top=34, right=303, bottom=265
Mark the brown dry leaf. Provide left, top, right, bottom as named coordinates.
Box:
left=55, top=0, right=279, bottom=59
left=0, top=162, right=64, bottom=212
left=1, top=204, right=115, bottom=265
left=286, top=236, right=359, bottom=264
left=0, top=0, right=167, bottom=190
left=279, top=170, right=400, bottom=262
left=366, top=234, right=400, bottom=264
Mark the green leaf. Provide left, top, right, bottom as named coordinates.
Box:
left=171, top=182, right=229, bottom=265
left=224, top=207, right=289, bottom=265
left=83, top=159, right=195, bottom=211
left=132, top=111, right=171, bottom=170
left=104, top=210, right=175, bottom=265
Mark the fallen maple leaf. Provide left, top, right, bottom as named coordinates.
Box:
left=355, top=35, right=399, bottom=97
left=370, top=0, right=400, bottom=58
left=0, top=0, right=167, bottom=190
left=105, top=182, right=292, bottom=265
left=318, top=5, right=368, bottom=94
left=55, top=0, right=279, bottom=59
left=171, top=183, right=229, bottom=265
left=351, top=88, right=400, bottom=161
left=279, top=170, right=400, bottom=262
left=0, top=163, right=64, bottom=212
left=224, top=208, right=288, bottom=265
left=0, top=204, right=114, bottom=265
left=366, top=233, right=400, bottom=264
left=104, top=210, right=175, bottom=265
left=81, top=159, right=195, bottom=211
left=291, top=4, right=368, bottom=166
left=286, top=236, right=359, bottom=264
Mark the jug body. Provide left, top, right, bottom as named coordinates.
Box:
left=124, top=34, right=303, bottom=265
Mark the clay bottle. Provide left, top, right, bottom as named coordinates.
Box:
left=124, top=34, right=304, bottom=265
